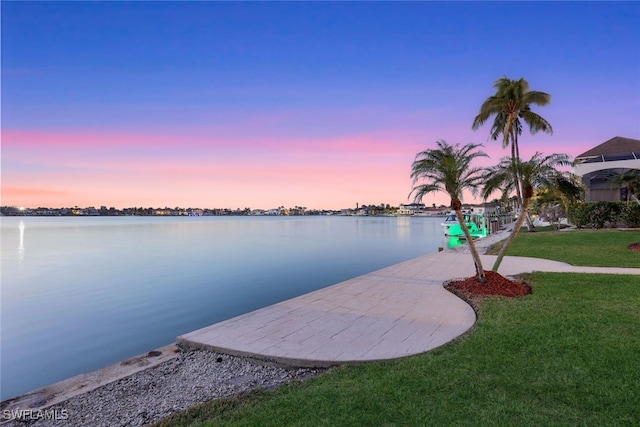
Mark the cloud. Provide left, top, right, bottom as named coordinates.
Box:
left=2, top=187, right=69, bottom=197
left=1, top=186, right=72, bottom=207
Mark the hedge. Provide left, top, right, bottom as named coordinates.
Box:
left=568, top=201, right=640, bottom=228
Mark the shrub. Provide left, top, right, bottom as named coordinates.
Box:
left=568, top=201, right=625, bottom=228
left=620, top=203, right=640, bottom=228
left=567, top=203, right=588, bottom=228
left=539, top=204, right=566, bottom=230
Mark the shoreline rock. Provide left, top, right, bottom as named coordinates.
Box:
left=1, top=348, right=323, bottom=427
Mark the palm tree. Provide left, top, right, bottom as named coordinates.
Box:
left=607, top=169, right=640, bottom=203
left=532, top=175, right=584, bottom=230
left=410, top=140, right=488, bottom=282
left=472, top=77, right=553, bottom=161
left=482, top=152, right=574, bottom=272
left=472, top=77, right=553, bottom=230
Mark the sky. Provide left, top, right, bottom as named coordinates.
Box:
left=2, top=1, right=639, bottom=210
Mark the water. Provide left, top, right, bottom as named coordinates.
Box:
left=0, top=215, right=452, bottom=400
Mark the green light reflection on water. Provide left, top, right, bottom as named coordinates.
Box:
left=448, top=236, right=465, bottom=249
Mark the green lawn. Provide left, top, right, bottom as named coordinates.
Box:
left=156, top=270, right=640, bottom=427
left=487, top=229, right=640, bottom=267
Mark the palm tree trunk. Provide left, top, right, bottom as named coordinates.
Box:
left=525, top=212, right=535, bottom=231
left=511, top=133, right=535, bottom=231
left=511, top=136, right=524, bottom=206
left=455, top=209, right=486, bottom=282
left=492, top=196, right=531, bottom=272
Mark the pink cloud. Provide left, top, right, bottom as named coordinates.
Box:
left=2, top=145, right=419, bottom=210
left=2, top=186, right=69, bottom=197
left=0, top=129, right=287, bottom=154
left=2, top=129, right=176, bottom=149
left=4, top=114, right=600, bottom=211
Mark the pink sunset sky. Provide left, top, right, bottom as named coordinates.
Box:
left=3, top=2, right=639, bottom=210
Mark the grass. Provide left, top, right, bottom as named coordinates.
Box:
left=486, top=228, right=640, bottom=267
left=155, top=230, right=640, bottom=426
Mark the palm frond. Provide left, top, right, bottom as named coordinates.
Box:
left=473, top=76, right=553, bottom=154
left=480, top=152, right=575, bottom=202
left=520, top=110, right=553, bottom=135
left=522, top=90, right=552, bottom=107
left=410, top=140, right=487, bottom=205
left=408, top=183, right=440, bottom=204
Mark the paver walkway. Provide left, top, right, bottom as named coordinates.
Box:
left=178, top=251, right=640, bottom=367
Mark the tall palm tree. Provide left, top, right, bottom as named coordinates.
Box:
left=472, top=77, right=553, bottom=161
left=410, top=140, right=488, bottom=282
left=472, top=77, right=553, bottom=230
left=482, top=152, right=574, bottom=272
left=607, top=169, right=640, bottom=203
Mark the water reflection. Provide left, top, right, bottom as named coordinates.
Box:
left=1, top=216, right=445, bottom=400
left=18, top=220, right=25, bottom=263
left=447, top=236, right=464, bottom=249
left=396, top=216, right=410, bottom=241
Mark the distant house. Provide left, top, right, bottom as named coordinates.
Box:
left=398, top=203, right=425, bottom=216
left=574, top=136, right=640, bottom=202
left=155, top=208, right=175, bottom=215
left=463, top=203, right=500, bottom=216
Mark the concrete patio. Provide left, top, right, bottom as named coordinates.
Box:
left=177, top=250, right=640, bottom=367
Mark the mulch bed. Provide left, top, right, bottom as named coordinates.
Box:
left=628, top=242, right=640, bottom=252
left=445, top=271, right=531, bottom=301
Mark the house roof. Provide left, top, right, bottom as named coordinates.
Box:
left=576, top=136, right=640, bottom=159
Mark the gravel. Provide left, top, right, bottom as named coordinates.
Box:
left=2, top=348, right=323, bottom=427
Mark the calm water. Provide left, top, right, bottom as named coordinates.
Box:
left=0, top=216, right=452, bottom=400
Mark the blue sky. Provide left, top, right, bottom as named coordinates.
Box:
left=2, top=1, right=639, bottom=209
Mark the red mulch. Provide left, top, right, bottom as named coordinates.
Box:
left=628, top=242, right=640, bottom=252
left=446, top=270, right=531, bottom=299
